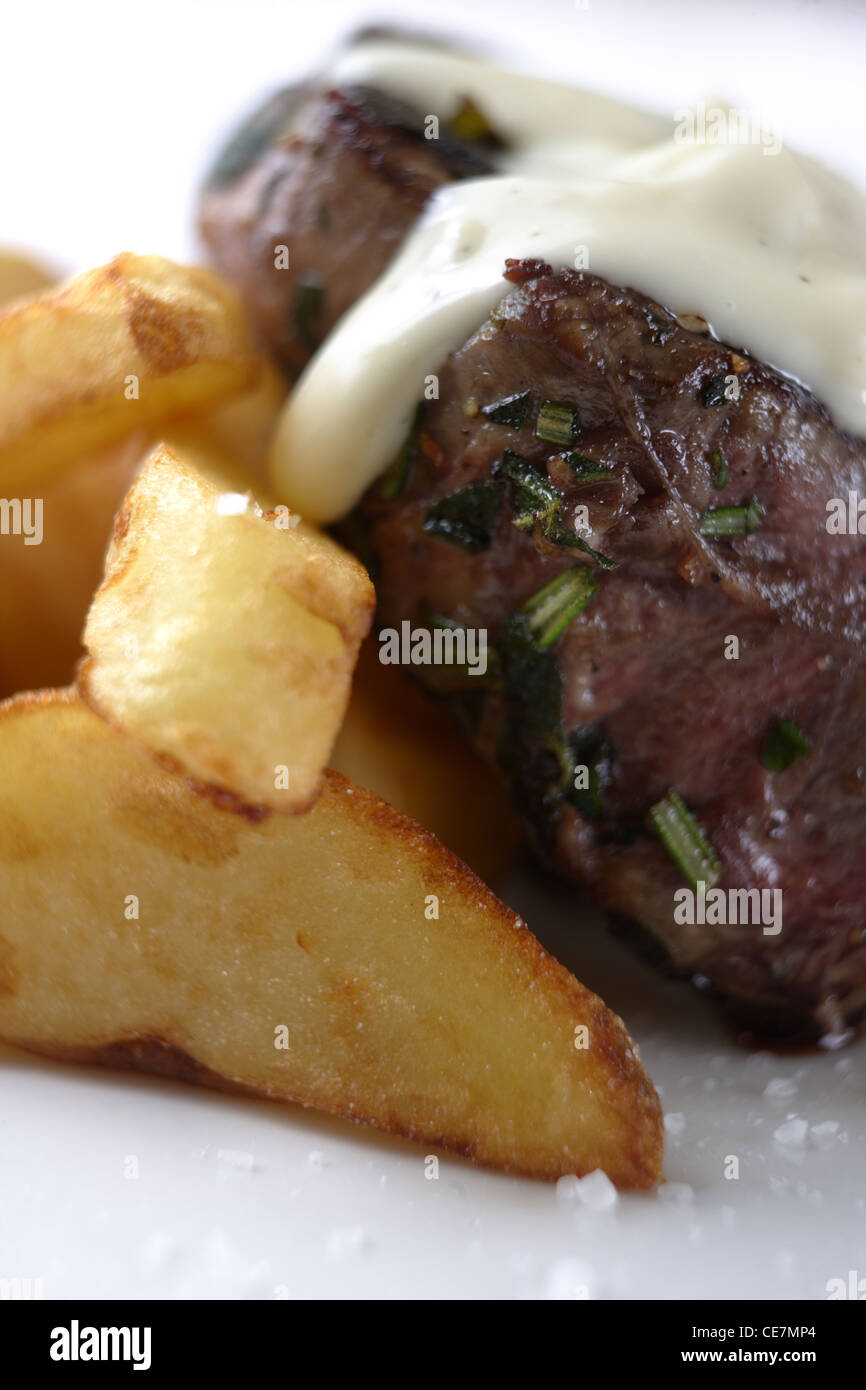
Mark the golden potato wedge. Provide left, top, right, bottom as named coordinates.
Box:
left=0, top=248, right=56, bottom=304
left=79, top=441, right=374, bottom=811
left=0, top=432, right=144, bottom=699
left=0, top=253, right=258, bottom=492
left=170, top=356, right=287, bottom=493
left=0, top=690, right=662, bottom=1185
left=331, top=639, right=524, bottom=883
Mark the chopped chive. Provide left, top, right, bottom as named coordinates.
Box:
left=422, top=479, right=500, bottom=553
left=536, top=401, right=576, bottom=447
left=379, top=402, right=424, bottom=500
left=648, top=789, right=721, bottom=890
left=710, top=448, right=729, bottom=490
left=700, top=374, right=730, bottom=407
left=563, top=452, right=615, bottom=483
left=481, top=390, right=531, bottom=428
left=762, top=719, right=811, bottom=772
left=700, top=496, right=764, bottom=538
left=293, top=273, right=325, bottom=352
left=520, top=568, right=598, bottom=649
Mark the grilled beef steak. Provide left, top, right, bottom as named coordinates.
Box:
left=199, top=83, right=496, bottom=376
left=361, top=263, right=866, bottom=1038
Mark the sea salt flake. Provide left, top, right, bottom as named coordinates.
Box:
left=764, top=1077, right=798, bottom=1099
left=658, top=1182, right=693, bottom=1205
left=773, top=1117, right=808, bottom=1147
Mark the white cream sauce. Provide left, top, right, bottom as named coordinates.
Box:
left=269, top=40, right=866, bottom=523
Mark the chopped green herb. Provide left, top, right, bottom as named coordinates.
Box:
left=422, top=480, right=500, bottom=553
left=293, top=274, right=325, bottom=352
left=518, top=568, right=598, bottom=649
left=420, top=609, right=499, bottom=686
left=544, top=517, right=616, bottom=569
left=700, top=374, right=731, bottom=407
left=379, top=402, right=424, bottom=501
left=481, top=390, right=531, bottom=428
left=648, top=789, right=721, bottom=890
left=762, top=719, right=811, bottom=772
left=565, top=727, right=615, bottom=821
left=497, top=451, right=560, bottom=531
left=496, top=451, right=615, bottom=569
left=700, top=496, right=764, bottom=537
left=498, top=571, right=599, bottom=791
left=710, top=448, right=729, bottom=490
left=536, top=401, right=576, bottom=447
left=499, top=622, right=563, bottom=740
left=563, top=452, right=616, bottom=484
left=449, top=95, right=495, bottom=143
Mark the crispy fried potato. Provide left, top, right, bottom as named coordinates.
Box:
left=0, top=432, right=145, bottom=699
left=0, top=253, right=258, bottom=492
left=79, top=441, right=374, bottom=811
left=170, top=357, right=287, bottom=493
left=0, top=690, right=662, bottom=1185
left=331, top=639, right=524, bottom=883
left=0, top=249, right=56, bottom=303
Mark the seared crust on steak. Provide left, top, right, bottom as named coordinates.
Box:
left=200, top=84, right=496, bottom=375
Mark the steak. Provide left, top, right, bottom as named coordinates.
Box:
left=199, top=82, right=496, bottom=376
left=361, top=263, right=866, bottom=1038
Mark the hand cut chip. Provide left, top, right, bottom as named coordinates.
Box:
left=79, top=441, right=375, bottom=811
left=0, top=691, right=663, bottom=1185
left=0, top=253, right=259, bottom=492
left=0, top=432, right=145, bottom=699
left=0, top=248, right=56, bottom=304
left=331, top=638, right=524, bottom=884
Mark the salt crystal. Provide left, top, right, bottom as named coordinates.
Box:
left=664, top=1112, right=686, bottom=1136
left=307, top=1150, right=327, bottom=1170
left=810, top=1121, right=840, bottom=1149
left=764, top=1077, right=798, bottom=1099
left=773, top=1117, right=808, bottom=1147
left=555, top=1175, right=581, bottom=1203
left=658, top=1182, right=693, bottom=1204
left=577, top=1170, right=618, bottom=1211
left=557, top=1170, right=617, bottom=1210
left=818, top=1030, right=854, bottom=1051
left=216, top=1148, right=256, bottom=1172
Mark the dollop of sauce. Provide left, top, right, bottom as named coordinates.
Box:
left=270, top=39, right=866, bottom=523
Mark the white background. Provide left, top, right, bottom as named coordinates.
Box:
left=1, top=0, right=865, bottom=1301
